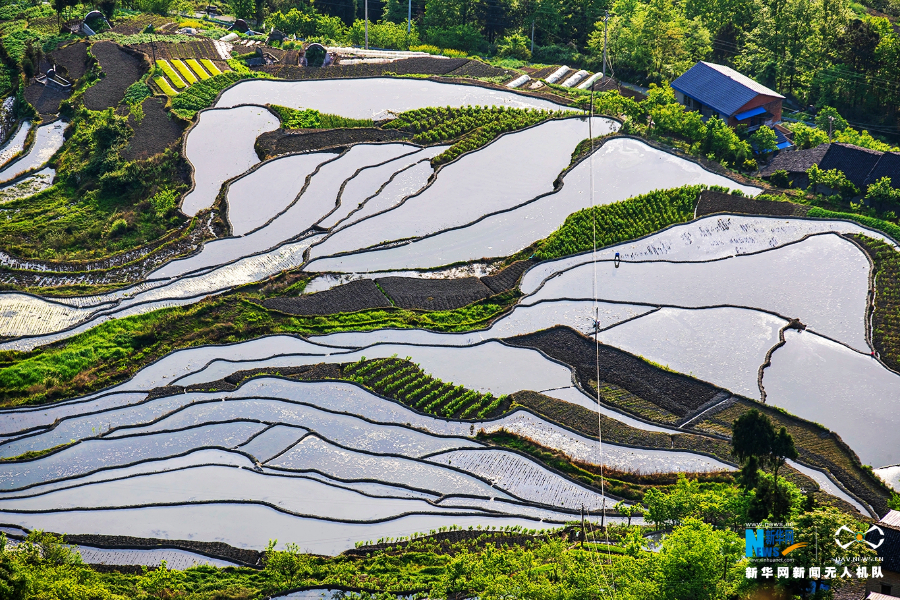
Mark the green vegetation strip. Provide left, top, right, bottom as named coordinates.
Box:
left=269, top=105, right=374, bottom=129
left=185, top=59, right=211, bottom=80
left=0, top=291, right=519, bottom=407
left=533, top=185, right=705, bottom=260
left=171, top=59, right=199, bottom=85
left=853, top=236, right=900, bottom=374
left=807, top=206, right=900, bottom=241
left=171, top=71, right=271, bottom=120
left=199, top=58, right=222, bottom=75
left=384, top=106, right=574, bottom=166
left=344, top=357, right=507, bottom=419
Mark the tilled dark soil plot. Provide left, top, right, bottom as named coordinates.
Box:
left=24, top=82, right=71, bottom=115
left=376, top=276, right=493, bottom=310
left=50, top=41, right=89, bottom=80
left=122, top=97, right=186, bottom=161
left=129, top=39, right=223, bottom=61
left=254, top=56, right=469, bottom=79
left=480, top=259, right=535, bottom=294
left=84, top=41, right=146, bottom=110
left=509, top=390, right=732, bottom=459
left=109, top=14, right=173, bottom=35
left=182, top=362, right=342, bottom=392
left=695, top=190, right=809, bottom=217
left=526, top=65, right=563, bottom=80
left=64, top=534, right=261, bottom=566
left=446, top=59, right=517, bottom=80
left=505, top=326, right=721, bottom=417
left=256, top=127, right=409, bottom=159
left=263, top=278, right=391, bottom=315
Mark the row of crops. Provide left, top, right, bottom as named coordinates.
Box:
left=533, top=185, right=706, bottom=260
left=854, top=236, right=900, bottom=373
left=154, top=58, right=224, bottom=96
left=343, top=357, right=507, bottom=419
left=384, top=106, right=576, bottom=166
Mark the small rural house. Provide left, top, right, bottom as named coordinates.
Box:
left=671, top=62, right=786, bottom=133
left=759, top=143, right=900, bottom=192
left=866, top=510, right=900, bottom=598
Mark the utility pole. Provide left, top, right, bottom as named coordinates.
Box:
left=531, top=20, right=535, bottom=54
left=580, top=504, right=586, bottom=548
left=601, top=10, right=609, bottom=81
left=407, top=0, right=412, bottom=34
left=828, top=115, right=834, bottom=139
left=364, top=0, right=369, bottom=49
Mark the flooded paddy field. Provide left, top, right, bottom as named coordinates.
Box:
left=1, top=76, right=896, bottom=559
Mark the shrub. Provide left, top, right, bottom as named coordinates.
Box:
left=497, top=34, right=531, bottom=61
left=784, top=122, right=829, bottom=150
left=108, top=218, right=128, bottom=236
left=806, top=164, right=859, bottom=199
left=866, top=177, right=900, bottom=205
left=122, top=81, right=152, bottom=105
left=769, top=169, right=791, bottom=188
left=424, top=24, right=487, bottom=54
left=150, top=188, right=177, bottom=216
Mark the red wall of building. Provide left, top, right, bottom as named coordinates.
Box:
left=728, top=95, right=784, bottom=126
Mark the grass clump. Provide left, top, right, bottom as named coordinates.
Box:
left=122, top=81, right=152, bottom=106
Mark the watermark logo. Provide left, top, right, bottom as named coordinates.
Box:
left=834, top=525, right=884, bottom=550
left=745, top=527, right=805, bottom=558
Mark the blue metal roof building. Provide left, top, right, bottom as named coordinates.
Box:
left=670, top=62, right=785, bottom=129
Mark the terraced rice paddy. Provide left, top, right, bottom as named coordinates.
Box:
left=0, top=120, right=66, bottom=184
left=2, top=77, right=898, bottom=559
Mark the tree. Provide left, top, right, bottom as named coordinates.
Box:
left=866, top=176, right=900, bottom=205
left=771, top=425, right=798, bottom=482
left=732, top=410, right=802, bottom=522
left=815, top=105, right=849, bottom=133
left=270, top=8, right=318, bottom=36
left=496, top=33, right=530, bottom=59
left=654, top=518, right=744, bottom=600
left=99, top=0, right=116, bottom=20
left=778, top=507, right=878, bottom=598
left=749, top=126, right=777, bottom=159
left=475, top=0, right=512, bottom=43
left=785, top=122, right=830, bottom=149
left=230, top=0, right=255, bottom=21
left=597, top=0, right=711, bottom=84
left=615, top=501, right=647, bottom=526
left=731, top=409, right=776, bottom=466
left=737, top=454, right=760, bottom=490
left=806, top=164, right=859, bottom=199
